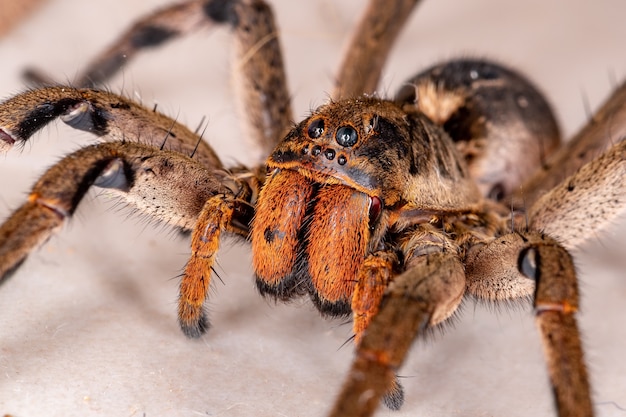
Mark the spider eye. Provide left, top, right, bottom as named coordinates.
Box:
left=336, top=126, right=358, bottom=147
left=307, top=119, right=325, bottom=138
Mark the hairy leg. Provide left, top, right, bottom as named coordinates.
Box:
left=466, top=231, right=592, bottom=417
left=332, top=0, right=420, bottom=100
left=529, top=235, right=593, bottom=417
left=528, top=138, right=626, bottom=251
left=0, top=87, right=222, bottom=168
left=329, top=251, right=466, bottom=416
left=0, top=141, right=247, bottom=282
left=25, top=0, right=293, bottom=159
left=179, top=193, right=247, bottom=338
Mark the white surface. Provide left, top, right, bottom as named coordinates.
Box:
left=0, top=1, right=625, bottom=416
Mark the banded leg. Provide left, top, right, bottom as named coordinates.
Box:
left=47, top=1, right=211, bottom=88
left=333, top=0, right=420, bottom=100
left=0, top=87, right=221, bottom=168
left=529, top=235, right=592, bottom=417
left=178, top=193, right=254, bottom=337
left=329, top=251, right=466, bottom=417
left=26, top=0, right=293, bottom=157
left=466, top=232, right=592, bottom=417
left=0, top=141, right=249, bottom=283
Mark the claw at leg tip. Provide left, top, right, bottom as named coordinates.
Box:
left=179, top=310, right=210, bottom=339
left=382, top=378, right=405, bottom=411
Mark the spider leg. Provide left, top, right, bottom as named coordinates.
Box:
left=0, top=86, right=221, bottom=168
left=531, top=235, right=593, bottom=417
left=528, top=138, right=626, bottom=251
left=466, top=232, right=592, bottom=417
left=513, top=81, right=626, bottom=209
left=38, top=1, right=210, bottom=88
left=329, top=251, right=466, bottom=417
left=178, top=192, right=253, bottom=337
left=351, top=250, right=398, bottom=345
left=25, top=0, right=293, bottom=159
left=464, top=232, right=536, bottom=302
left=0, top=141, right=251, bottom=283
left=333, top=0, right=420, bottom=99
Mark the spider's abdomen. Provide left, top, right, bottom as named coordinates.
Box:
left=396, top=58, right=561, bottom=201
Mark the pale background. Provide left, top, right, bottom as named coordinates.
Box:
left=0, top=1, right=625, bottom=416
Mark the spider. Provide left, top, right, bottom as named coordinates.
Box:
left=0, top=0, right=620, bottom=414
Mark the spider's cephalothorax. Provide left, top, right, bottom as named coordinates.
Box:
left=252, top=98, right=482, bottom=318
left=1, top=0, right=625, bottom=416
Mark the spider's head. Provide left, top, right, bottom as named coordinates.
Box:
left=267, top=97, right=414, bottom=206
left=253, top=99, right=483, bottom=312
left=267, top=96, right=481, bottom=212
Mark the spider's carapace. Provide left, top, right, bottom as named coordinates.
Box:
left=252, top=97, right=481, bottom=324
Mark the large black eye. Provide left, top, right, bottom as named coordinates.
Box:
left=307, top=119, right=325, bottom=138
left=336, top=126, right=358, bottom=147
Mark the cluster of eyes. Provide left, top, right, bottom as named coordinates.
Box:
left=303, top=119, right=358, bottom=165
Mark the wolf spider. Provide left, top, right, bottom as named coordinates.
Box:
left=1, top=0, right=625, bottom=416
